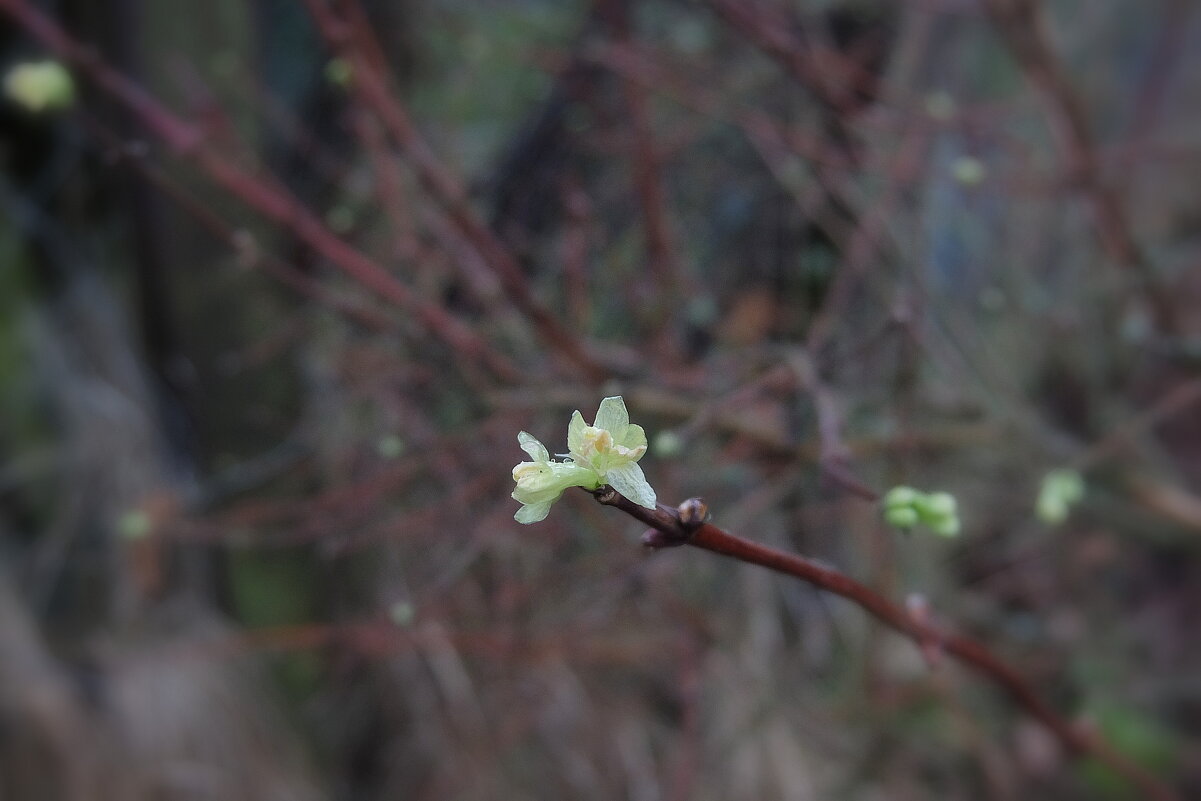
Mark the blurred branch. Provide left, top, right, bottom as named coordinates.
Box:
left=985, top=0, right=1178, bottom=334
left=303, top=0, right=611, bottom=383
left=85, top=121, right=402, bottom=333
left=193, top=620, right=689, bottom=669
left=787, top=350, right=878, bottom=500
left=592, top=488, right=1181, bottom=801
left=490, top=383, right=1001, bottom=462
left=598, top=0, right=681, bottom=324
left=1079, top=377, right=1201, bottom=470
left=1122, top=0, right=1193, bottom=157
left=0, top=0, right=520, bottom=383
left=704, top=0, right=880, bottom=117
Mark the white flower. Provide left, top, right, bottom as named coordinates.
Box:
left=511, top=396, right=658, bottom=524
left=567, top=396, right=656, bottom=510
left=511, top=431, right=598, bottom=524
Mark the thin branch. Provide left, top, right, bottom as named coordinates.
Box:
left=985, top=0, right=1178, bottom=334
left=589, top=487, right=1180, bottom=801
left=704, top=0, right=879, bottom=117
left=304, top=0, right=610, bottom=383
left=0, top=0, right=519, bottom=383
left=598, top=0, right=681, bottom=311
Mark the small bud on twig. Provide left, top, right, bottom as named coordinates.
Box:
left=677, top=497, right=709, bottom=530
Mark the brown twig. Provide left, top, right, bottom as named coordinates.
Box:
left=589, top=487, right=1180, bottom=801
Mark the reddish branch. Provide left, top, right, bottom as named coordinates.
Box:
left=592, top=488, right=1180, bottom=801
left=985, top=0, right=1177, bottom=334
left=0, top=0, right=519, bottom=382
left=87, top=123, right=401, bottom=334
left=597, top=0, right=680, bottom=307
left=303, top=0, right=609, bottom=383
left=704, top=0, right=879, bottom=117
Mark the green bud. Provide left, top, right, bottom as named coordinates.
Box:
left=5, top=61, right=74, bottom=113
left=389, top=601, right=415, bottom=627
left=885, top=505, right=919, bottom=529
left=883, top=486, right=920, bottom=510
left=652, top=429, right=683, bottom=458
left=376, top=434, right=405, bottom=459
left=884, top=486, right=961, bottom=537
left=929, top=515, right=961, bottom=538
left=952, top=156, right=987, bottom=186
left=1037, top=469, right=1085, bottom=525
left=324, top=57, right=353, bottom=87
left=1037, top=496, right=1069, bottom=525
left=919, top=492, right=957, bottom=518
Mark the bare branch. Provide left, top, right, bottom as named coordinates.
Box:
left=591, top=487, right=1181, bottom=801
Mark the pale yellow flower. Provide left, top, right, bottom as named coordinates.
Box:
left=511, top=431, right=597, bottom=524
left=511, top=396, right=657, bottom=524
left=567, top=396, right=655, bottom=510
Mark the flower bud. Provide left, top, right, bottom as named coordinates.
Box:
left=1036, top=469, right=1085, bottom=525
left=884, top=505, right=919, bottom=529
left=919, top=492, right=958, bottom=520
left=929, top=515, right=961, bottom=538
left=677, top=497, right=708, bottom=528
left=883, top=485, right=920, bottom=510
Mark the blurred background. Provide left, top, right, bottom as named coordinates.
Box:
left=1, top=0, right=1200, bottom=798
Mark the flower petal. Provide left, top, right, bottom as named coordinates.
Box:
left=515, top=501, right=552, bottom=524
left=593, top=396, right=629, bottom=435
left=512, top=461, right=600, bottom=508
left=604, top=462, right=656, bottom=509
left=567, top=410, right=586, bottom=457
left=615, top=423, right=647, bottom=456
left=517, top=431, right=549, bottom=463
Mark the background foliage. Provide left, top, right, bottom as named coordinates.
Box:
left=1, top=0, right=1200, bottom=798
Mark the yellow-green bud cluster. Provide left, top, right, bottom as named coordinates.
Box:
left=883, top=486, right=960, bottom=537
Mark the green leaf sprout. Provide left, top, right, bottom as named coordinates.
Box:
left=511, top=396, right=656, bottom=523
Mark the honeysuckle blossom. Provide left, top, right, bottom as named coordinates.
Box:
left=512, top=396, right=657, bottom=523
left=511, top=431, right=598, bottom=524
